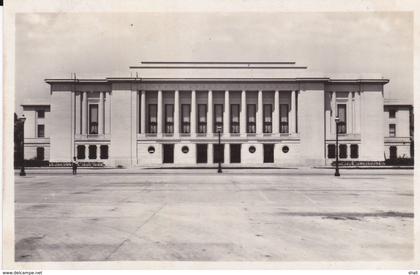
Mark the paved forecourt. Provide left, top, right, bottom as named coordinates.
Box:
left=14, top=168, right=413, bottom=262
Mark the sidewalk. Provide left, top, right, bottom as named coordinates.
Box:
left=13, top=166, right=414, bottom=175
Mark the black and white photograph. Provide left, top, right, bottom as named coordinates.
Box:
left=2, top=0, right=419, bottom=271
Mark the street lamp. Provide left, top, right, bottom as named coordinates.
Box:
left=334, top=116, right=340, bottom=177
left=216, top=126, right=222, bottom=173
left=19, top=115, right=27, bottom=176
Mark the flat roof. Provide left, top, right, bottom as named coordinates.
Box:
left=45, top=77, right=390, bottom=84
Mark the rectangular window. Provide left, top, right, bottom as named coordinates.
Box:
left=350, top=144, right=358, bottom=159
left=339, top=144, right=347, bottom=159
left=337, top=104, right=347, bottom=134
left=214, top=104, right=223, bottom=132
left=165, top=104, right=174, bottom=134
left=327, top=144, right=335, bottom=159
left=389, top=124, right=396, bottom=137
left=230, top=104, right=240, bottom=133
left=181, top=104, right=191, bottom=134
left=89, top=104, right=98, bottom=134
left=36, top=147, right=44, bottom=161
left=198, top=104, right=207, bottom=134
left=37, top=110, right=45, bottom=118
left=148, top=104, right=157, bottom=133
left=37, top=124, right=45, bottom=138
left=247, top=104, right=256, bottom=133
left=389, top=109, right=396, bottom=118
left=263, top=104, right=272, bottom=133
left=280, top=104, right=289, bottom=133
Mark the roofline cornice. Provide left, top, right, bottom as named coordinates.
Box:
left=45, top=77, right=390, bottom=84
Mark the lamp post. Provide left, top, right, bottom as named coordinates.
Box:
left=20, top=115, right=27, bottom=176
left=334, top=116, right=340, bottom=177
left=216, top=126, right=222, bottom=173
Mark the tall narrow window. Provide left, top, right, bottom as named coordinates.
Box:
left=389, top=124, right=396, bottom=137
left=263, top=104, right=272, bottom=133
left=198, top=104, right=207, bottom=134
left=247, top=104, right=256, bottom=133
left=389, top=109, right=396, bottom=118
left=327, top=144, right=335, bottom=159
left=89, top=104, right=99, bottom=134
left=77, top=145, right=85, bottom=160
left=37, top=124, right=45, bottom=138
left=100, top=145, right=109, bottom=159
left=165, top=104, right=174, bottom=134
left=280, top=104, right=289, bottom=133
left=350, top=144, right=358, bottom=159
left=88, top=145, right=97, bottom=159
left=148, top=104, right=157, bottom=133
left=181, top=104, right=191, bottom=134
left=214, top=104, right=223, bottom=132
left=37, top=110, right=45, bottom=118
left=230, top=104, right=240, bottom=133
left=337, top=104, right=347, bottom=134
left=339, top=144, right=347, bottom=159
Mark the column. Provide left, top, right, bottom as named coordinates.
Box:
left=256, top=90, right=263, bottom=135
left=105, top=92, right=111, bottom=135
left=174, top=90, right=179, bottom=135
left=140, top=91, right=146, bottom=134
left=224, top=90, right=230, bottom=135
left=191, top=90, right=196, bottom=136
left=82, top=92, right=87, bottom=135
left=208, top=143, right=213, bottom=164
left=224, top=143, right=230, bottom=164
left=289, top=90, right=296, bottom=134
left=240, top=90, right=247, bottom=136
left=354, top=91, right=361, bottom=134
left=85, top=144, right=89, bottom=160
left=96, top=145, right=101, bottom=160
left=207, top=90, right=213, bottom=135
left=325, top=93, right=331, bottom=138
left=157, top=90, right=163, bottom=135
left=273, top=90, right=279, bottom=134
left=98, top=92, right=104, bottom=135
left=75, top=92, right=81, bottom=135
left=347, top=92, right=353, bottom=134
left=331, top=91, right=336, bottom=135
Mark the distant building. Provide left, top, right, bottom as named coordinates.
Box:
left=21, top=102, right=50, bottom=161
left=383, top=99, right=413, bottom=159
left=20, top=63, right=413, bottom=167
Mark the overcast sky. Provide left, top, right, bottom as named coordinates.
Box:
left=15, top=12, right=413, bottom=110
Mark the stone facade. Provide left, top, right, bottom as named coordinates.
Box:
left=20, top=75, right=413, bottom=167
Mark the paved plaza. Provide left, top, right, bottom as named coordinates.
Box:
left=14, top=168, right=413, bottom=262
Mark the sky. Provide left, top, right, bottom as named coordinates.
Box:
left=15, top=12, right=413, bottom=111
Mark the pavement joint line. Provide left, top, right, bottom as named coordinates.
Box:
left=102, top=204, right=165, bottom=260
left=104, top=238, right=129, bottom=260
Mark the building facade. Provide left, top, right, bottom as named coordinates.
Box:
left=18, top=73, right=403, bottom=168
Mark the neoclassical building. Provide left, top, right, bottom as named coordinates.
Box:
left=21, top=63, right=413, bottom=167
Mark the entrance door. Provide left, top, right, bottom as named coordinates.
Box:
left=213, top=144, right=224, bottom=163
left=390, top=146, right=397, bottom=160
left=264, top=144, right=274, bottom=163
left=163, top=144, right=174, bottom=163
left=196, top=144, right=208, bottom=163
left=230, top=144, right=241, bottom=163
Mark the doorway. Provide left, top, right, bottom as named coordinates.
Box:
left=230, top=144, right=241, bottom=163
left=264, top=144, right=274, bottom=163
left=163, top=144, right=174, bottom=163
left=213, top=144, right=224, bottom=163
left=196, top=144, right=208, bottom=163
left=389, top=146, right=397, bottom=160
